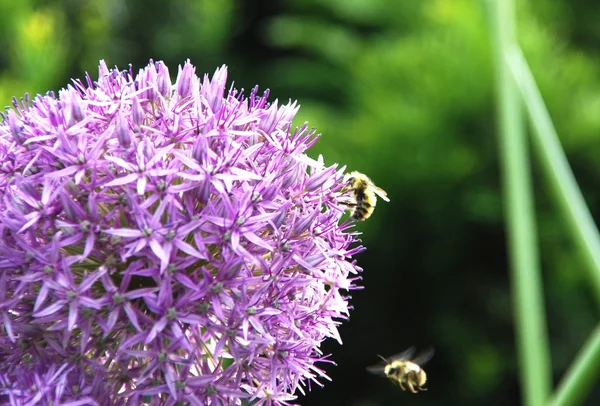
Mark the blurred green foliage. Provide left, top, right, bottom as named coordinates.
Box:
left=2, top=0, right=600, bottom=404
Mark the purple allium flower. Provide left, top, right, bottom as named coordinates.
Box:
left=0, top=60, right=364, bottom=405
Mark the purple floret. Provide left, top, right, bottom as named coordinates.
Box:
left=0, top=59, right=364, bottom=405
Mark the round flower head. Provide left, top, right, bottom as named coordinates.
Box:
left=0, top=60, right=364, bottom=405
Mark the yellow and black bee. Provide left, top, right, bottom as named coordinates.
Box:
left=342, top=171, right=390, bottom=221
left=367, top=347, right=434, bottom=393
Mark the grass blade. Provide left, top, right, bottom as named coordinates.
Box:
left=507, top=46, right=600, bottom=306
left=488, top=1, right=552, bottom=405
left=548, top=324, right=600, bottom=406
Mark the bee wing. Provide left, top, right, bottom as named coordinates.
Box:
left=388, top=347, right=416, bottom=362
left=366, top=364, right=387, bottom=376
left=411, top=347, right=435, bottom=366
left=366, top=354, right=390, bottom=376
left=371, top=185, right=390, bottom=202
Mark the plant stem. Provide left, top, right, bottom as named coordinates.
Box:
left=489, top=1, right=552, bottom=405
left=507, top=46, right=600, bottom=307
left=548, top=324, right=600, bottom=406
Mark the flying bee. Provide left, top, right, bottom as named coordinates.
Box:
left=342, top=171, right=390, bottom=221
left=367, top=347, right=434, bottom=393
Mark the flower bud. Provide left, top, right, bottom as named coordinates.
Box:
left=131, top=96, right=144, bottom=128
left=176, top=59, right=195, bottom=99
left=156, top=61, right=172, bottom=98
left=115, top=112, right=131, bottom=148
left=7, top=110, right=24, bottom=145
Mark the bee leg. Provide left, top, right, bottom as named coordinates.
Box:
left=407, top=382, right=417, bottom=394
left=419, top=386, right=427, bottom=392
left=339, top=201, right=357, bottom=207
left=397, top=381, right=406, bottom=391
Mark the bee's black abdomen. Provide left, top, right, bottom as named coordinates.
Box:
left=352, top=206, right=370, bottom=220
left=354, top=190, right=367, bottom=201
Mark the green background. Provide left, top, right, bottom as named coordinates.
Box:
left=2, top=0, right=599, bottom=405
